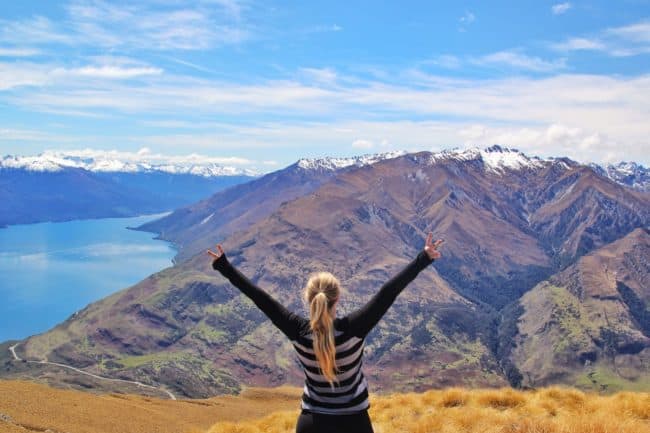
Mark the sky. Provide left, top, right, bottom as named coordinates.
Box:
left=0, top=0, right=649, bottom=172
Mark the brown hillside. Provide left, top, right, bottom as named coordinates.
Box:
left=510, top=228, right=650, bottom=390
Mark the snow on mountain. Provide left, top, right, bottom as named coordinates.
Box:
left=589, top=161, right=649, bottom=191
left=0, top=151, right=258, bottom=177
left=295, top=150, right=407, bottom=171
left=423, top=145, right=554, bottom=174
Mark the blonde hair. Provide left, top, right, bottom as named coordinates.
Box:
left=303, top=272, right=340, bottom=386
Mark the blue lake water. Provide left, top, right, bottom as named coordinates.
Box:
left=0, top=214, right=176, bottom=342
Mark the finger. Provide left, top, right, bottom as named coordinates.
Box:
left=434, top=239, right=444, bottom=248
left=426, top=232, right=433, bottom=246
left=217, top=244, right=224, bottom=255
left=207, top=250, right=218, bottom=258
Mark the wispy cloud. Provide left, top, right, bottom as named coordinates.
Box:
left=423, top=55, right=462, bottom=69
left=471, top=50, right=567, bottom=72
left=421, top=50, right=565, bottom=73
left=551, top=3, right=572, bottom=15
left=0, top=16, right=74, bottom=45
left=57, top=65, right=164, bottom=79
left=550, top=37, right=605, bottom=51
left=0, top=47, right=41, bottom=57
left=458, top=10, right=475, bottom=32
left=551, top=19, right=650, bottom=57
left=160, top=56, right=215, bottom=73
left=299, top=67, right=338, bottom=85
left=0, top=1, right=251, bottom=51
left=606, top=20, right=650, bottom=43
left=0, top=62, right=51, bottom=90
left=351, top=139, right=374, bottom=149
left=459, top=11, right=475, bottom=24
left=301, top=24, right=343, bottom=34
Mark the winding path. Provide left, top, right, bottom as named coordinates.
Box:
left=8, top=343, right=176, bottom=400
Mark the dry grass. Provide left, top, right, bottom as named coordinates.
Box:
left=0, top=380, right=301, bottom=433
left=1, top=379, right=647, bottom=433
left=207, top=386, right=650, bottom=433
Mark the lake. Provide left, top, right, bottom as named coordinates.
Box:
left=0, top=214, right=176, bottom=342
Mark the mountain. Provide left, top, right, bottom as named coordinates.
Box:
left=3, top=146, right=649, bottom=398
left=136, top=151, right=406, bottom=262
left=503, top=227, right=650, bottom=392
left=0, top=152, right=257, bottom=177
left=0, top=152, right=255, bottom=227
left=590, top=162, right=650, bottom=192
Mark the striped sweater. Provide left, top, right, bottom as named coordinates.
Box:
left=212, top=250, right=434, bottom=414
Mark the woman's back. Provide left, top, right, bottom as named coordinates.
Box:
left=208, top=234, right=443, bottom=432
left=292, top=318, right=369, bottom=414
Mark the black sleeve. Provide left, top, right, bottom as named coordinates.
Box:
left=212, top=254, right=304, bottom=340
left=346, top=250, right=434, bottom=337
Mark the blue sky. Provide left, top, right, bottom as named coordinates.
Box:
left=0, top=0, right=649, bottom=171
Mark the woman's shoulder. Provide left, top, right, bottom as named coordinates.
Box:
left=296, top=317, right=352, bottom=338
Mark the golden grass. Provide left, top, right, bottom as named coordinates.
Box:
left=206, top=386, right=650, bottom=433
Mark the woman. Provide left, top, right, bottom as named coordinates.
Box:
left=207, top=233, right=443, bottom=433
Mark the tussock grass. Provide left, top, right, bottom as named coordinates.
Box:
left=206, top=386, right=650, bottom=433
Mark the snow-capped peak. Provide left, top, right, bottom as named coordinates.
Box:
left=0, top=151, right=258, bottom=177
left=589, top=161, right=649, bottom=191
left=295, top=150, right=407, bottom=171
left=423, top=145, right=546, bottom=173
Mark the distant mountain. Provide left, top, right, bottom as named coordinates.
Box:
left=589, top=162, right=649, bottom=192
left=0, top=152, right=257, bottom=177
left=136, top=151, right=406, bottom=262
left=0, top=152, right=255, bottom=227
left=6, top=146, right=648, bottom=398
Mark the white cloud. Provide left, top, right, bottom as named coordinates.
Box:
left=299, top=67, right=338, bottom=85
left=424, top=55, right=462, bottom=69
left=550, top=19, right=650, bottom=57
left=606, top=20, right=650, bottom=43
left=551, top=3, right=572, bottom=15
left=0, top=47, right=41, bottom=57
left=0, top=62, right=51, bottom=90
left=352, top=139, right=374, bottom=149
left=551, top=37, right=605, bottom=51
left=0, top=128, right=81, bottom=143
left=0, top=1, right=250, bottom=51
left=459, top=11, right=475, bottom=24
left=0, top=16, right=74, bottom=45
left=60, top=65, right=163, bottom=79
left=303, top=24, right=343, bottom=34
left=459, top=123, right=606, bottom=158
left=472, top=50, right=567, bottom=72
left=458, top=11, right=475, bottom=32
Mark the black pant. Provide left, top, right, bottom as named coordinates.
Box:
left=296, top=409, right=374, bottom=433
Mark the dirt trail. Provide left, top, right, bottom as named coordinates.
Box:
left=8, top=343, right=176, bottom=400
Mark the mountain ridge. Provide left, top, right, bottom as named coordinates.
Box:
left=2, top=146, right=648, bottom=398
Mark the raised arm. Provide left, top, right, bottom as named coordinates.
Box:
left=346, top=234, right=443, bottom=337
left=208, top=244, right=303, bottom=340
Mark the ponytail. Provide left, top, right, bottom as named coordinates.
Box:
left=304, top=272, right=340, bottom=387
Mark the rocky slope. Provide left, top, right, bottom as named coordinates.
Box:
left=504, top=228, right=650, bottom=392
left=4, top=146, right=649, bottom=397
left=136, top=151, right=405, bottom=262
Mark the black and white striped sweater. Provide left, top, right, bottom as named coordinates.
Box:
left=212, top=250, right=434, bottom=415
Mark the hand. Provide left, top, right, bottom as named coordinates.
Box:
left=206, top=244, right=225, bottom=261
left=424, top=233, right=444, bottom=260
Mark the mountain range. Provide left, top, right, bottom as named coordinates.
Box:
left=0, top=152, right=255, bottom=227
left=2, top=145, right=648, bottom=398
